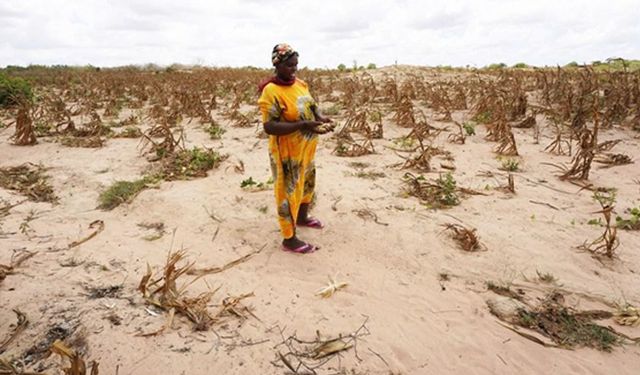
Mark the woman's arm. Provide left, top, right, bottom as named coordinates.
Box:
left=263, top=120, right=322, bottom=136
left=311, top=105, right=332, bottom=123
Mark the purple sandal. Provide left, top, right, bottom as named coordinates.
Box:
left=298, top=217, right=324, bottom=229
left=282, top=242, right=317, bottom=254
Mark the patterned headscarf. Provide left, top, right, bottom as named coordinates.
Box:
left=271, top=43, right=298, bottom=66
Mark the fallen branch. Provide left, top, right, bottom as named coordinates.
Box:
left=187, top=244, right=266, bottom=276
left=0, top=310, right=28, bottom=353
left=68, top=220, right=105, bottom=249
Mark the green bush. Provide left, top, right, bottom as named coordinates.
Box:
left=98, top=176, right=158, bottom=210
left=366, top=63, right=377, bottom=69
left=462, top=122, right=476, bottom=136
left=485, top=63, right=507, bottom=70
left=0, top=73, right=33, bottom=107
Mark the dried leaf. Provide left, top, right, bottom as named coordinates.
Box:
left=311, top=339, right=352, bottom=359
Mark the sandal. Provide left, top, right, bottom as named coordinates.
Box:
left=282, top=242, right=317, bottom=254
left=298, top=217, right=324, bottom=229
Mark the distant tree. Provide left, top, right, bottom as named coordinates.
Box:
left=565, top=61, right=579, bottom=67
left=337, top=63, right=347, bottom=72
left=485, top=63, right=507, bottom=69
left=366, top=63, right=377, bottom=69
left=512, top=62, right=528, bottom=68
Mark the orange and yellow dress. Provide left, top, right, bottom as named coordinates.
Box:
left=258, top=79, right=318, bottom=239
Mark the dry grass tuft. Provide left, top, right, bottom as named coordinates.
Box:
left=613, top=304, right=640, bottom=327
left=578, top=193, right=619, bottom=258
left=442, top=223, right=485, bottom=251
left=0, top=164, right=57, bottom=203
left=0, top=250, right=36, bottom=285
left=138, top=249, right=254, bottom=334
left=50, top=340, right=99, bottom=375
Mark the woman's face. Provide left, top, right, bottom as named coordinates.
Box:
left=276, top=55, right=298, bottom=81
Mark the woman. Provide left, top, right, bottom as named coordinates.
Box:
left=258, top=43, right=332, bottom=253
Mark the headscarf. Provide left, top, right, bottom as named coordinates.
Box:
left=258, top=43, right=299, bottom=93
left=271, top=43, right=298, bottom=66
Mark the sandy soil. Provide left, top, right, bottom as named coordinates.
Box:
left=1, top=67, right=640, bottom=374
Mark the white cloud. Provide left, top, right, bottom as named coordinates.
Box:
left=1, top=0, right=638, bottom=68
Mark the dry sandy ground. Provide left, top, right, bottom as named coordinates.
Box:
left=1, top=67, right=640, bottom=374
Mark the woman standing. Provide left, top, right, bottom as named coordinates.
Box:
left=258, top=43, right=332, bottom=253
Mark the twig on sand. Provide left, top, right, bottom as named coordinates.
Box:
left=496, top=321, right=559, bottom=348
left=331, top=195, right=343, bottom=211
left=496, top=354, right=507, bottom=365
left=529, top=200, right=560, bottom=210
left=0, top=310, right=28, bottom=353
left=353, top=208, right=389, bottom=226
left=187, top=244, right=266, bottom=276
left=368, top=347, right=389, bottom=367
left=203, top=205, right=223, bottom=223
left=211, top=226, right=220, bottom=243
left=68, top=220, right=104, bottom=249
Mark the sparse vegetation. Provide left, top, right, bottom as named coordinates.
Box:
left=205, top=121, right=226, bottom=139
left=160, top=147, right=227, bottom=180
left=500, top=158, right=520, bottom=172
left=2, top=63, right=640, bottom=372
left=616, top=207, right=640, bottom=230
left=0, top=73, right=33, bottom=107
left=462, top=121, right=476, bottom=136
left=403, top=172, right=460, bottom=208
left=98, top=175, right=159, bottom=210
left=0, top=164, right=57, bottom=203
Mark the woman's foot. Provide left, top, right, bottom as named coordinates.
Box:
left=282, top=236, right=316, bottom=253
left=297, top=203, right=324, bottom=229
left=297, top=217, right=324, bottom=229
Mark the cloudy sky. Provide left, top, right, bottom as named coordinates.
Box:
left=1, top=0, right=638, bottom=68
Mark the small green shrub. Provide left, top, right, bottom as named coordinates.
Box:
left=587, top=218, right=603, bottom=226
left=98, top=175, right=158, bottom=210
left=366, top=63, right=377, bottom=69
left=500, top=158, right=520, bottom=172
left=161, top=147, right=226, bottom=180
left=593, top=191, right=616, bottom=207
left=241, top=176, right=273, bottom=191
left=205, top=121, right=225, bottom=139
left=392, top=136, right=415, bottom=150
left=462, top=122, right=476, bottom=136
left=0, top=73, right=33, bottom=107
left=616, top=207, right=640, bottom=230
left=437, top=173, right=459, bottom=206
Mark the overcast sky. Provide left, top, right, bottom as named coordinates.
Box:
left=1, top=0, right=638, bottom=69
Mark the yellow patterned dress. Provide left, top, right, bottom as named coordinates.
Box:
left=258, top=79, right=318, bottom=239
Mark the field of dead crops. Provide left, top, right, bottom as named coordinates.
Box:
left=1, top=65, right=639, bottom=374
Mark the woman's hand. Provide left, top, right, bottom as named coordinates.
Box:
left=315, top=114, right=332, bottom=124
left=302, top=120, right=324, bottom=130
